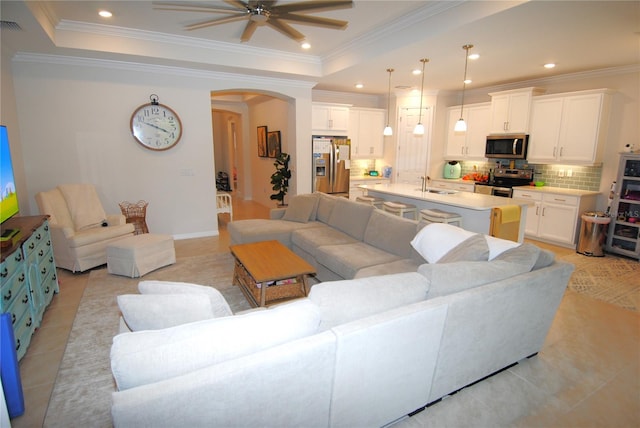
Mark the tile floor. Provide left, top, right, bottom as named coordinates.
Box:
left=7, top=200, right=640, bottom=428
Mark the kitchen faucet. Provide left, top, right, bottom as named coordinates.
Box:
left=420, top=176, right=431, bottom=192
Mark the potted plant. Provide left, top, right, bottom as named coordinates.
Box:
left=270, top=152, right=291, bottom=206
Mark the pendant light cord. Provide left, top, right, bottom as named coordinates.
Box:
left=459, top=44, right=472, bottom=119
left=417, top=59, right=428, bottom=123
left=386, top=68, right=393, bottom=126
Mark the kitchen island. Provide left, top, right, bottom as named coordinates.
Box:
left=360, top=183, right=533, bottom=242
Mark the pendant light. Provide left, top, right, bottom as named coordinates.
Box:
left=383, top=68, right=394, bottom=136
left=413, top=58, right=429, bottom=135
left=454, top=44, right=473, bottom=132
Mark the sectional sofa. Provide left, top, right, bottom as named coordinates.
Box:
left=110, top=220, right=574, bottom=427
left=228, top=192, right=427, bottom=281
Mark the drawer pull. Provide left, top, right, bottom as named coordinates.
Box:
left=26, top=317, right=32, bottom=327
left=553, top=198, right=566, bottom=202
left=11, top=313, right=16, bottom=325
left=3, top=290, right=11, bottom=301
left=28, top=242, right=35, bottom=250
left=0, top=268, right=7, bottom=278
left=38, top=249, right=44, bottom=257
left=44, top=225, right=49, bottom=231
left=15, top=338, right=20, bottom=351
left=18, top=273, right=25, bottom=283
left=21, top=294, right=28, bottom=304
left=41, top=267, right=47, bottom=275
left=45, top=286, right=50, bottom=294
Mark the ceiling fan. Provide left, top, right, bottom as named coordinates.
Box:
left=153, top=0, right=354, bottom=42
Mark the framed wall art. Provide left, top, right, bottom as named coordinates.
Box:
left=257, top=125, right=268, bottom=157
left=267, top=130, right=281, bottom=158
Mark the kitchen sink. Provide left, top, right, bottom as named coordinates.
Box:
left=415, top=188, right=458, bottom=195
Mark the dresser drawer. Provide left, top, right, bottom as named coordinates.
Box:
left=0, top=267, right=26, bottom=311
left=0, top=247, right=24, bottom=283
left=14, top=310, right=34, bottom=361
left=23, top=223, right=47, bottom=259
left=5, top=287, right=31, bottom=333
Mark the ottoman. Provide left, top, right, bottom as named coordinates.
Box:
left=107, top=234, right=176, bottom=278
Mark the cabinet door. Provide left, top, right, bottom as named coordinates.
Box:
left=465, top=104, right=491, bottom=158
left=445, top=108, right=466, bottom=158
left=513, top=189, right=542, bottom=236
left=489, top=95, right=510, bottom=133
left=358, top=109, right=385, bottom=158
left=528, top=98, right=563, bottom=163
left=348, top=110, right=360, bottom=157
left=312, top=104, right=331, bottom=131
left=312, top=104, right=349, bottom=135
left=539, top=201, right=578, bottom=245
left=506, top=92, right=533, bottom=133
left=330, top=107, right=350, bottom=134
left=558, top=93, right=603, bottom=163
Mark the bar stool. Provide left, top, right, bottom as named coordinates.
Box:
left=382, top=201, right=418, bottom=220
left=419, top=208, right=463, bottom=227
left=356, top=195, right=384, bottom=209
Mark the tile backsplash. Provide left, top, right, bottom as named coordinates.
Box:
left=459, top=160, right=602, bottom=191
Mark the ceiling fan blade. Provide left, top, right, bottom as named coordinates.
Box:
left=240, top=20, right=259, bottom=42
left=153, top=1, right=244, bottom=14
left=185, top=14, right=248, bottom=31
left=276, top=13, right=348, bottom=29
left=266, top=19, right=305, bottom=42
left=224, top=0, right=250, bottom=10
left=274, top=0, right=353, bottom=14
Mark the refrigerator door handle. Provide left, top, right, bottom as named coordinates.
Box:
left=330, top=142, right=336, bottom=193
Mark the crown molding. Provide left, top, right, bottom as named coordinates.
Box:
left=12, top=52, right=317, bottom=89
left=56, top=20, right=320, bottom=67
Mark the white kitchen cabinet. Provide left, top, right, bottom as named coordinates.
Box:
left=349, top=108, right=385, bottom=159
left=528, top=89, right=612, bottom=165
left=445, top=103, right=490, bottom=160
left=312, top=103, right=350, bottom=135
left=513, top=188, right=597, bottom=248
left=431, top=179, right=475, bottom=193
left=349, top=178, right=389, bottom=200
left=488, top=87, right=544, bottom=134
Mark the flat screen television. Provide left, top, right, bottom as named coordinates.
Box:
left=0, top=125, right=20, bottom=224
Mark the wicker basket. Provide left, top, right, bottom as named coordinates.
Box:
left=119, top=200, right=149, bottom=235
left=233, top=259, right=306, bottom=306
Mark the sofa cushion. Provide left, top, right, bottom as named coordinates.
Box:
left=35, top=188, right=74, bottom=229
left=419, top=242, right=542, bottom=298
left=436, top=233, right=489, bottom=263
left=138, top=281, right=233, bottom=318
left=58, top=184, right=107, bottom=231
left=291, top=224, right=358, bottom=258
left=363, top=209, right=418, bottom=258
left=316, top=193, right=338, bottom=223
left=315, top=242, right=401, bottom=279
left=282, top=194, right=319, bottom=223
left=68, top=224, right=136, bottom=247
left=308, top=272, right=430, bottom=330
left=327, top=198, right=374, bottom=241
left=111, top=298, right=321, bottom=391
left=532, top=248, right=556, bottom=270
left=227, top=219, right=322, bottom=246
left=411, top=223, right=520, bottom=263
left=117, top=294, right=216, bottom=331
left=354, top=258, right=422, bottom=279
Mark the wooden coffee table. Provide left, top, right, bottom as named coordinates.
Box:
left=230, top=240, right=316, bottom=307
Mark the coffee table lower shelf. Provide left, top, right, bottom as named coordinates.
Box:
left=233, top=259, right=310, bottom=307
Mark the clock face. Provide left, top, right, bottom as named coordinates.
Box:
left=130, top=103, right=183, bottom=151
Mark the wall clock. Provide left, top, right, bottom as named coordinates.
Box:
left=130, top=94, right=182, bottom=151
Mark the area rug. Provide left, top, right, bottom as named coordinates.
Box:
left=558, top=252, right=639, bottom=313
left=43, top=252, right=249, bottom=428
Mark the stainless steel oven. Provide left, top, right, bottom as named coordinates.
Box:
left=474, top=168, right=533, bottom=198
left=492, top=186, right=513, bottom=198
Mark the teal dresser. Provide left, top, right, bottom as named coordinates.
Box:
left=1, top=216, right=59, bottom=360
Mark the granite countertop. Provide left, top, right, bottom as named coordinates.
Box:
left=511, top=185, right=601, bottom=197
left=361, top=183, right=533, bottom=211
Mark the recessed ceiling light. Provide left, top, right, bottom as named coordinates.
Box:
left=301, top=42, right=311, bottom=49
left=98, top=10, right=112, bottom=18
left=355, top=83, right=364, bottom=89
left=544, top=63, right=556, bottom=69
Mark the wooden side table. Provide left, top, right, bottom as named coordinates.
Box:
left=119, top=200, right=149, bottom=235
left=230, top=240, right=316, bottom=307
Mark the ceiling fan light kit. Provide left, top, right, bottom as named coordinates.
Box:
left=153, top=0, right=354, bottom=43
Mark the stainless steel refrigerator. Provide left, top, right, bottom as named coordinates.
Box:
left=313, top=136, right=350, bottom=196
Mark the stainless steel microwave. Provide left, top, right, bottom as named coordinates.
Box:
left=485, top=134, right=529, bottom=159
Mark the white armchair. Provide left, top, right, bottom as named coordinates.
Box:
left=35, top=184, right=134, bottom=272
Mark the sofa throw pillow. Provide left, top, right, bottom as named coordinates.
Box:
left=492, top=242, right=541, bottom=271
left=410, top=223, right=476, bottom=263
left=117, top=294, right=216, bottom=331
left=308, top=272, right=430, bottom=331
left=316, top=193, right=338, bottom=223
left=436, top=233, right=490, bottom=263
left=485, top=235, right=521, bottom=260
left=138, top=281, right=233, bottom=318
left=282, top=194, right=319, bottom=223
left=110, top=298, right=321, bottom=391
left=327, top=198, right=374, bottom=241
